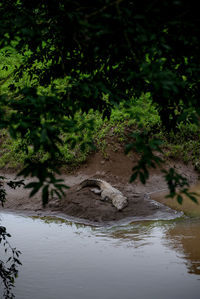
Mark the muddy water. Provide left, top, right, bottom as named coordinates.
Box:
left=1, top=212, right=200, bottom=299
left=152, top=181, right=200, bottom=217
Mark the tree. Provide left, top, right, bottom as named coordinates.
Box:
left=0, top=0, right=199, bottom=205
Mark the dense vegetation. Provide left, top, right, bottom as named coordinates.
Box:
left=0, top=0, right=200, bottom=200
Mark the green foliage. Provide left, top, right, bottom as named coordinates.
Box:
left=0, top=176, right=25, bottom=206
left=1, top=0, right=200, bottom=127
left=0, top=94, right=159, bottom=167
left=0, top=0, right=200, bottom=207
left=0, top=225, right=22, bottom=299
left=159, top=121, right=200, bottom=165
left=163, top=168, right=199, bottom=205
left=125, top=131, right=164, bottom=183
left=111, top=94, right=160, bottom=128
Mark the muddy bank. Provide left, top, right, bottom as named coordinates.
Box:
left=0, top=176, right=181, bottom=224
left=0, top=150, right=198, bottom=223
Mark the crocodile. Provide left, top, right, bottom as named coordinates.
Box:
left=78, top=178, right=128, bottom=211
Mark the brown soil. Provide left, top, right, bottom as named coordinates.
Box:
left=0, top=146, right=198, bottom=224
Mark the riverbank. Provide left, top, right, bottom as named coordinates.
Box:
left=0, top=149, right=198, bottom=224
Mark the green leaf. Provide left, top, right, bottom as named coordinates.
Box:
left=184, top=191, right=199, bottom=204
left=139, top=172, right=146, bottom=184
left=25, top=182, right=42, bottom=198
left=129, top=172, right=138, bottom=182
left=177, top=194, right=183, bottom=205
left=42, top=185, right=49, bottom=207
left=125, top=143, right=134, bottom=155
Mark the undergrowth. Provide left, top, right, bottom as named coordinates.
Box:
left=1, top=49, right=200, bottom=171
left=0, top=92, right=161, bottom=168
left=1, top=94, right=200, bottom=171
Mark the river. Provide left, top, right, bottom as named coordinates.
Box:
left=0, top=212, right=200, bottom=299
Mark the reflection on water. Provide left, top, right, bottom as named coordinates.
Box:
left=0, top=212, right=200, bottom=299
left=152, top=181, right=200, bottom=217
left=164, top=219, right=200, bottom=275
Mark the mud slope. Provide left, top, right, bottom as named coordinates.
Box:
left=0, top=147, right=198, bottom=223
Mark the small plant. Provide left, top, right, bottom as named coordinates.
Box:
left=0, top=225, right=22, bottom=299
